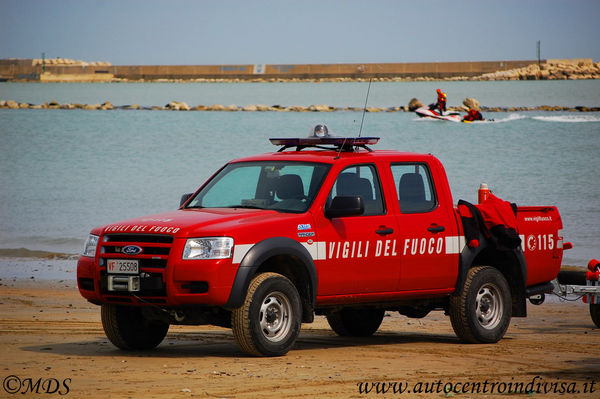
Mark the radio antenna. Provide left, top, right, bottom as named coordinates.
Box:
left=358, top=78, right=372, bottom=137
left=335, top=78, right=373, bottom=160
left=333, top=78, right=373, bottom=159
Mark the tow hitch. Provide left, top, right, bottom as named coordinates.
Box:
left=552, top=259, right=600, bottom=328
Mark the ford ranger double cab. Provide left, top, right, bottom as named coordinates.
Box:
left=77, top=126, right=566, bottom=356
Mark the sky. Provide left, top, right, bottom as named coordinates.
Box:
left=1, top=0, right=599, bottom=65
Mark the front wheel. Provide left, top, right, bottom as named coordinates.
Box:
left=232, top=273, right=302, bottom=356
left=101, top=304, right=169, bottom=350
left=590, top=304, right=600, bottom=328
left=449, top=266, right=512, bottom=343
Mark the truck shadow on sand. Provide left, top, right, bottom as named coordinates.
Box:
left=21, top=329, right=460, bottom=358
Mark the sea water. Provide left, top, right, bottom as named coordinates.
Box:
left=0, top=81, right=599, bottom=267
left=1, top=80, right=600, bottom=108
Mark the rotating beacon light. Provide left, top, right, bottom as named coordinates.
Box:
left=478, top=183, right=490, bottom=204
left=311, top=124, right=329, bottom=138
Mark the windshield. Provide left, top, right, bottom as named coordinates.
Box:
left=186, top=161, right=331, bottom=213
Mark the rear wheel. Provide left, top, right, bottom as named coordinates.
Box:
left=590, top=304, right=600, bottom=328
left=326, top=308, right=385, bottom=337
left=449, top=266, right=512, bottom=343
left=232, top=272, right=302, bottom=356
left=101, top=304, right=169, bottom=350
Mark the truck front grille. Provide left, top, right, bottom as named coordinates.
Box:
left=98, top=234, right=173, bottom=298
left=99, top=234, right=174, bottom=269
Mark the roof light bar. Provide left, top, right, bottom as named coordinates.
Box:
left=269, top=136, right=380, bottom=152
left=269, top=124, right=380, bottom=152
left=269, top=136, right=380, bottom=147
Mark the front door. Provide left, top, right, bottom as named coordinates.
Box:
left=316, top=164, right=400, bottom=296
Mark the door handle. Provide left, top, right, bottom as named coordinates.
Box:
left=427, top=225, right=445, bottom=233
left=376, top=228, right=394, bottom=236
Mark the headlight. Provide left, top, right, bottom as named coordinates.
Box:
left=82, top=234, right=99, bottom=257
left=183, top=237, right=234, bottom=260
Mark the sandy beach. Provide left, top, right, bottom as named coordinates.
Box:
left=1, top=267, right=598, bottom=399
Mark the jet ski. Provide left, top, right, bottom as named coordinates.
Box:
left=415, top=105, right=462, bottom=122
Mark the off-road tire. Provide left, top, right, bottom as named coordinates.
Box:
left=449, top=266, right=512, bottom=343
left=590, top=304, right=600, bottom=328
left=231, top=272, right=302, bottom=357
left=101, top=303, right=169, bottom=350
left=326, top=308, right=385, bottom=337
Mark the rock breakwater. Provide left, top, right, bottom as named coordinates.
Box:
left=1, top=99, right=599, bottom=112
left=31, top=58, right=112, bottom=67
left=477, top=60, right=600, bottom=81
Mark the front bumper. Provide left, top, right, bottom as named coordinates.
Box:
left=76, top=236, right=238, bottom=307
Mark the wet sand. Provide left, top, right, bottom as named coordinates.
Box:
left=0, top=278, right=598, bottom=398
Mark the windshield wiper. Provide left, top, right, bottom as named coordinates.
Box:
left=226, top=205, right=265, bottom=210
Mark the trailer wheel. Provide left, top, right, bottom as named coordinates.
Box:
left=232, top=272, right=301, bottom=357
left=449, top=266, right=512, bottom=343
left=101, top=304, right=169, bottom=350
left=326, top=308, right=385, bottom=337
left=590, top=304, right=600, bottom=328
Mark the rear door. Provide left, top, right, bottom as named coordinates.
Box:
left=390, top=162, right=459, bottom=291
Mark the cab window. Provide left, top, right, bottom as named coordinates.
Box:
left=328, top=164, right=384, bottom=215
left=391, top=164, right=437, bottom=213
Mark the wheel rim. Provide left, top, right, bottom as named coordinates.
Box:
left=259, top=291, right=292, bottom=342
left=475, top=283, right=503, bottom=330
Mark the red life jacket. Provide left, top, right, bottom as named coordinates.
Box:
left=464, top=109, right=482, bottom=121
left=437, top=91, right=447, bottom=103
left=458, top=193, right=521, bottom=251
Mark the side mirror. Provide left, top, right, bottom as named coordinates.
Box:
left=325, top=196, right=364, bottom=219
left=180, top=193, right=193, bottom=207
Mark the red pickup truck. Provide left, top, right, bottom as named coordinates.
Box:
left=77, top=127, right=566, bottom=356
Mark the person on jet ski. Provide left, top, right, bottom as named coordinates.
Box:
left=463, top=108, right=484, bottom=122
left=435, top=88, right=447, bottom=115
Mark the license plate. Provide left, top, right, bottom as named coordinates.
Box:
left=107, top=259, right=139, bottom=274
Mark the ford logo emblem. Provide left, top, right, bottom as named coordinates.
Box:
left=122, top=245, right=143, bottom=255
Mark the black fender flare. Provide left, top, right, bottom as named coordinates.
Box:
left=456, top=234, right=528, bottom=317
left=224, top=237, right=318, bottom=310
